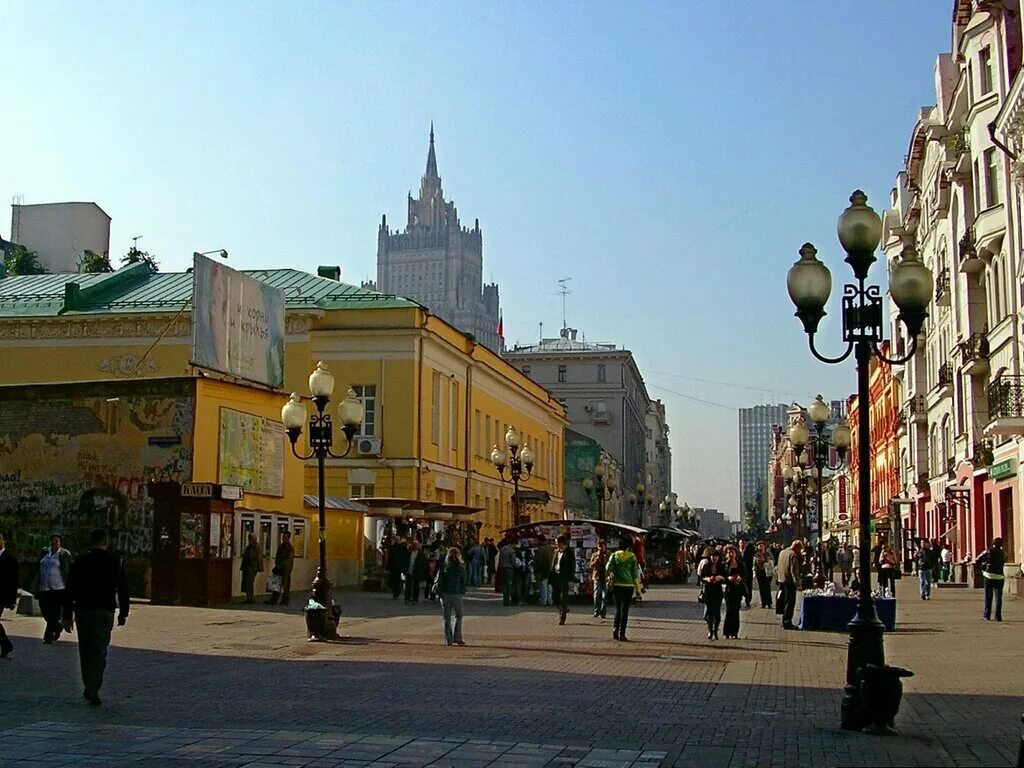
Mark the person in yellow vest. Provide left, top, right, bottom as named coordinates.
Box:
left=606, top=538, right=642, bottom=641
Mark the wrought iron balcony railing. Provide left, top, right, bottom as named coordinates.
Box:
left=959, top=227, right=977, bottom=263
left=988, top=375, right=1024, bottom=419
left=935, top=268, right=950, bottom=305
left=973, top=439, right=994, bottom=467
left=937, top=361, right=953, bottom=389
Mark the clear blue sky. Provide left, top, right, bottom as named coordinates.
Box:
left=1, top=1, right=951, bottom=518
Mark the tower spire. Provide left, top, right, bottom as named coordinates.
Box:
left=425, top=122, right=438, bottom=179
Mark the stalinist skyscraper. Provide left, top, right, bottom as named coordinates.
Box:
left=374, top=126, right=502, bottom=352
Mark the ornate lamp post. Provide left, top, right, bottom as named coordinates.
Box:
left=789, top=395, right=851, bottom=546
left=491, top=426, right=535, bottom=527
left=582, top=463, right=617, bottom=521
left=628, top=481, right=654, bottom=528
left=281, top=361, right=364, bottom=641
left=787, top=190, right=932, bottom=731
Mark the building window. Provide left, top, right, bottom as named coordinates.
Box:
left=597, top=364, right=606, bottom=383
left=350, top=483, right=375, bottom=498
left=449, top=380, right=458, bottom=453
left=485, top=415, right=491, bottom=454
left=984, top=147, right=1001, bottom=208
left=979, top=46, right=994, bottom=95
left=558, top=365, right=567, bottom=383
left=431, top=372, right=441, bottom=444
left=522, top=365, right=531, bottom=377
left=474, top=409, right=481, bottom=456
left=352, top=385, right=376, bottom=437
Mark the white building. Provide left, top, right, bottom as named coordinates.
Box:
left=10, top=202, right=111, bottom=273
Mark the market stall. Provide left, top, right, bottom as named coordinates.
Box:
left=644, top=526, right=698, bottom=583
left=502, top=519, right=646, bottom=601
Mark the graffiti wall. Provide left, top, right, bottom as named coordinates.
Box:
left=0, top=380, right=194, bottom=597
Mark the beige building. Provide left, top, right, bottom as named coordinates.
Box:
left=10, top=201, right=111, bottom=273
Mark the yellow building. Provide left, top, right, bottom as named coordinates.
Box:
left=0, top=263, right=565, bottom=592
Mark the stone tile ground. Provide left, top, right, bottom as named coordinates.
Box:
left=0, top=582, right=1020, bottom=766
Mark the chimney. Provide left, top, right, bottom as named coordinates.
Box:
left=317, top=266, right=341, bottom=281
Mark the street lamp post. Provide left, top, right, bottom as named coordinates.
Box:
left=789, top=395, right=851, bottom=547
left=787, top=191, right=932, bottom=731
left=281, top=361, right=364, bottom=641
left=491, top=426, right=535, bottom=527
left=628, top=482, right=654, bottom=528
left=582, top=463, right=617, bottom=521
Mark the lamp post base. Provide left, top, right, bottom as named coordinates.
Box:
left=306, top=574, right=339, bottom=642
left=840, top=612, right=886, bottom=731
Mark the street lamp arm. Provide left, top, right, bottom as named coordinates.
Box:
left=872, top=335, right=918, bottom=366
left=325, top=443, right=355, bottom=460
left=288, top=443, right=317, bottom=462
left=808, top=333, right=854, bottom=365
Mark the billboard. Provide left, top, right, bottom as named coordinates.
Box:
left=192, top=254, right=285, bottom=388
left=218, top=408, right=284, bottom=497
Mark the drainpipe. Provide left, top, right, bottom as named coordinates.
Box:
left=989, top=122, right=1017, bottom=160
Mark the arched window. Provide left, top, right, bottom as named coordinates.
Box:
left=942, top=416, right=952, bottom=473
left=930, top=425, right=940, bottom=477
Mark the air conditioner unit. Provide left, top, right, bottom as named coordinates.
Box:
left=357, top=437, right=382, bottom=456
left=583, top=404, right=592, bottom=412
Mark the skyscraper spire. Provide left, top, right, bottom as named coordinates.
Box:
left=425, top=122, right=438, bottom=179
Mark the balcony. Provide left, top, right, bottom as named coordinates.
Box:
left=907, top=395, right=927, bottom=425
left=934, top=362, right=953, bottom=395
left=958, top=227, right=984, bottom=274
left=934, top=268, right=950, bottom=306
left=986, top=375, right=1024, bottom=436
left=960, top=333, right=990, bottom=377
left=946, top=457, right=956, bottom=477
left=895, top=410, right=907, bottom=436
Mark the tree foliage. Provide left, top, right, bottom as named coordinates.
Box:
left=3, top=244, right=47, bottom=275
left=122, top=246, right=159, bottom=272
left=80, top=249, right=113, bottom=273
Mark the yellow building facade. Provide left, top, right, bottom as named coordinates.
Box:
left=0, top=264, right=565, bottom=591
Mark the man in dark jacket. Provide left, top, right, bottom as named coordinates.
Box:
left=387, top=536, right=410, bottom=600
left=552, top=534, right=576, bottom=626
left=978, top=537, right=1007, bottom=622
left=66, top=529, right=130, bottom=706
left=404, top=540, right=428, bottom=604
left=265, top=530, right=295, bottom=606
left=916, top=539, right=938, bottom=600
left=0, top=531, right=18, bottom=658
left=739, top=539, right=756, bottom=608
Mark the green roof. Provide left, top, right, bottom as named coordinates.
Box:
left=0, top=263, right=418, bottom=318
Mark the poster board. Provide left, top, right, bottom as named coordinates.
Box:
left=218, top=408, right=285, bottom=497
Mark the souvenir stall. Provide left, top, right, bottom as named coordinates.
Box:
left=355, top=497, right=484, bottom=590
left=502, top=519, right=646, bottom=600
left=644, top=526, right=699, bottom=583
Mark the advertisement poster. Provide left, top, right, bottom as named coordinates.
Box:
left=218, top=408, right=284, bottom=497
left=192, top=253, right=285, bottom=389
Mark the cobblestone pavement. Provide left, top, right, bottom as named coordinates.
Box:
left=0, top=582, right=1020, bottom=767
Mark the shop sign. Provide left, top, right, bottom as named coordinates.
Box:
left=219, top=485, right=244, bottom=501
left=181, top=482, right=214, bottom=498
left=990, top=459, right=1016, bottom=481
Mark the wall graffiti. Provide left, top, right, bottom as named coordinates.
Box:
left=0, top=386, right=194, bottom=597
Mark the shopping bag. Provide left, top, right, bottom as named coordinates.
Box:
left=266, top=574, right=283, bottom=593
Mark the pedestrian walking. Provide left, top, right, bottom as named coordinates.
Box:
left=240, top=533, right=262, bottom=603
left=589, top=540, right=609, bottom=618
left=65, top=529, right=130, bottom=706
left=33, top=534, right=72, bottom=644
left=606, top=538, right=641, bottom=641
left=265, top=529, right=294, bottom=606
left=386, top=536, right=409, bottom=600
left=940, top=543, right=953, bottom=582
left=534, top=535, right=555, bottom=607
left=498, top=539, right=517, bottom=606
left=699, top=549, right=725, bottom=640
left=878, top=544, right=900, bottom=596
left=438, top=547, right=467, bottom=645
left=837, top=543, right=853, bottom=587
left=0, top=532, right=18, bottom=659
left=484, top=538, right=499, bottom=584
left=776, top=540, right=803, bottom=630
left=978, top=537, right=1006, bottom=622
left=722, top=546, right=745, bottom=639
left=915, top=539, right=937, bottom=600
left=739, top=539, right=755, bottom=608
left=753, top=542, right=774, bottom=608
left=467, top=541, right=485, bottom=587
left=405, top=540, right=427, bottom=604
left=552, top=534, right=575, bottom=625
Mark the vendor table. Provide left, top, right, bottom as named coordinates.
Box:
left=798, top=595, right=896, bottom=632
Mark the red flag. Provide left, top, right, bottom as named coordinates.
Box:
left=497, top=311, right=503, bottom=337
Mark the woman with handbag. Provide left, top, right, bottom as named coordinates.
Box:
left=878, top=544, right=900, bottom=596
left=753, top=542, right=774, bottom=609
left=721, top=546, right=746, bottom=639
left=698, top=549, right=726, bottom=640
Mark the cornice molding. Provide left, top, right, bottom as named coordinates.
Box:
left=0, top=313, right=314, bottom=340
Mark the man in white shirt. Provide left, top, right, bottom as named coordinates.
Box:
left=36, top=535, right=72, bottom=644
left=940, top=544, right=953, bottom=582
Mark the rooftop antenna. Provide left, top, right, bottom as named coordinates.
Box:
left=557, top=278, right=572, bottom=331
left=132, top=235, right=143, bottom=250
left=539, top=321, right=543, bottom=342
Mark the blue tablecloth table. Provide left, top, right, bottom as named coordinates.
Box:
left=798, top=595, right=896, bottom=631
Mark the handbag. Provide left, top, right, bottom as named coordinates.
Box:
left=266, top=574, right=283, bottom=593
left=697, top=585, right=705, bottom=604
